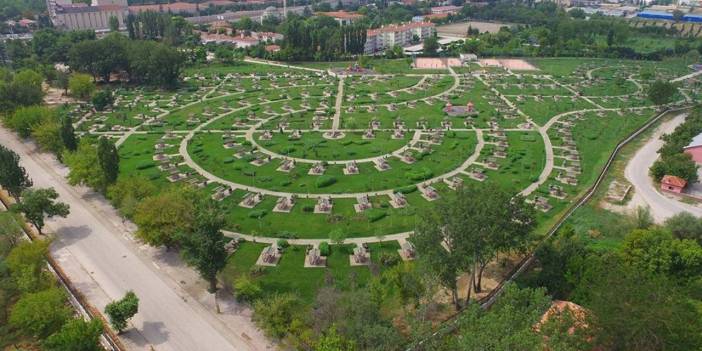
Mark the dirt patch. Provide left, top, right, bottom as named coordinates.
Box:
left=479, top=58, right=538, bottom=71
left=413, top=57, right=462, bottom=69
left=43, top=83, right=77, bottom=105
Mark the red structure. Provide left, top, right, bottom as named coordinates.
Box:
left=660, top=175, right=687, bottom=193
left=683, top=134, right=702, bottom=164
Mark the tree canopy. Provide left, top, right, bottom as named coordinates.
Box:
left=13, top=187, right=70, bottom=235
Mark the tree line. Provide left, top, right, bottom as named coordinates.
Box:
left=274, top=14, right=367, bottom=61
left=0, top=144, right=140, bottom=346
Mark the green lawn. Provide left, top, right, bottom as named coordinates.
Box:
left=221, top=241, right=402, bottom=303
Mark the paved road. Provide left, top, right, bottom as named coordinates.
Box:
left=0, top=127, right=268, bottom=351
left=624, top=113, right=702, bottom=222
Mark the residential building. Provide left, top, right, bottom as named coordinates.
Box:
left=364, top=21, right=435, bottom=54
left=660, top=175, right=687, bottom=193
left=47, top=0, right=128, bottom=31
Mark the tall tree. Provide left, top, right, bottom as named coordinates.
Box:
left=13, top=187, right=70, bottom=235
left=97, top=137, right=119, bottom=185
left=63, top=139, right=107, bottom=191
left=32, top=118, right=64, bottom=156
left=60, top=115, right=77, bottom=152
left=0, top=144, right=33, bottom=198
left=9, top=288, right=72, bottom=338
left=68, top=73, right=95, bottom=100
left=6, top=240, right=51, bottom=293
left=411, top=184, right=535, bottom=307
left=109, top=15, right=119, bottom=32
left=179, top=198, right=228, bottom=292
left=104, top=291, right=139, bottom=334
left=133, top=185, right=197, bottom=248
left=7, top=69, right=44, bottom=109
left=423, top=36, right=439, bottom=55
left=410, top=209, right=462, bottom=309
left=648, top=80, right=678, bottom=106
left=43, top=318, right=104, bottom=351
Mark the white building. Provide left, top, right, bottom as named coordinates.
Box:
left=364, top=22, right=435, bottom=54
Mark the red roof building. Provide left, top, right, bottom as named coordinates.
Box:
left=265, top=44, right=281, bottom=53
left=661, top=175, right=687, bottom=193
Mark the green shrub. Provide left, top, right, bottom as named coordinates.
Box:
left=277, top=239, right=290, bottom=249
left=319, top=242, right=330, bottom=256
left=136, top=162, right=155, bottom=170
left=249, top=265, right=267, bottom=277
left=233, top=275, right=262, bottom=303
left=405, top=168, right=433, bottom=181
left=223, top=157, right=235, bottom=164
left=315, top=176, right=337, bottom=188
left=302, top=205, right=314, bottom=212
left=366, top=209, right=387, bottom=222
left=248, top=210, right=267, bottom=218
left=395, top=185, right=417, bottom=194
left=278, top=231, right=298, bottom=239
left=379, top=252, right=400, bottom=266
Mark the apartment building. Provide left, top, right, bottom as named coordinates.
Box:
left=364, top=21, right=435, bottom=54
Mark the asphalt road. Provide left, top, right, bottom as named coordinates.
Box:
left=0, top=126, right=265, bottom=351
left=624, top=113, right=702, bottom=222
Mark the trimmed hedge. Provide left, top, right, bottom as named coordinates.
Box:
left=319, top=242, right=330, bottom=256
left=315, top=176, right=337, bottom=188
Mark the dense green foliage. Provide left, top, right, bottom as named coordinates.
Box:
left=522, top=215, right=702, bottom=351
left=0, top=215, right=103, bottom=349
left=275, top=14, right=366, bottom=61
left=0, top=145, right=32, bottom=198
left=178, top=198, right=229, bottom=292
left=0, top=69, right=44, bottom=112
left=13, top=188, right=70, bottom=235
left=650, top=107, right=702, bottom=182
left=125, top=11, right=198, bottom=45
left=410, top=184, right=535, bottom=308
left=104, top=291, right=139, bottom=333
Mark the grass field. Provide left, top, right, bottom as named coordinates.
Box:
left=103, top=58, right=686, bottom=241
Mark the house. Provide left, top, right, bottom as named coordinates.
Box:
left=661, top=175, right=687, bottom=193
left=316, top=11, right=364, bottom=25
left=265, top=44, right=281, bottom=53
left=683, top=133, right=702, bottom=163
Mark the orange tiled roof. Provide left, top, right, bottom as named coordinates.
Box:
left=661, top=175, right=687, bottom=188
left=317, top=11, right=364, bottom=20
